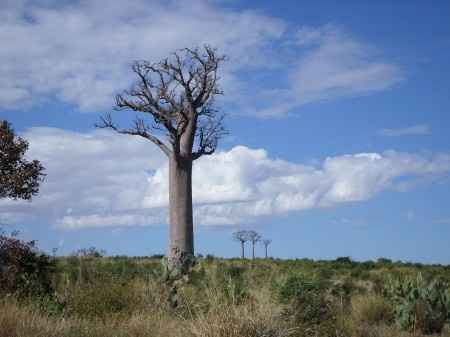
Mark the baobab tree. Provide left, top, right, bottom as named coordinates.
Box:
left=233, top=230, right=250, bottom=259
left=247, top=230, right=261, bottom=260
left=1, top=120, right=45, bottom=201
left=97, top=46, right=226, bottom=276
left=262, top=239, right=272, bottom=258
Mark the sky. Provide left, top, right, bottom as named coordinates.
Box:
left=1, top=0, right=450, bottom=263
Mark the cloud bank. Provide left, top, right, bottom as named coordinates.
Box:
left=1, top=128, right=449, bottom=229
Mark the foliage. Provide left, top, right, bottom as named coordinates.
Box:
left=0, top=233, right=55, bottom=298
left=278, top=274, right=323, bottom=304
left=67, top=281, right=137, bottom=319
left=384, top=273, right=450, bottom=334
left=278, top=274, right=336, bottom=336
left=214, top=263, right=249, bottom=305
left=0, top=120, right=45, bottom=200
left=73, top=246, right=106, bottom=258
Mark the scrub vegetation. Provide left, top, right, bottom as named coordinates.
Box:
left=1, top=237, right=450, bottom=337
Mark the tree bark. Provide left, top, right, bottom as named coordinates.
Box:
left=168, top=155, right=194, bottom=263
left=240, top=241, right=245, bottom=259
left=252, top=242, right=255, bottom=260
left=265, top=245, right=268, bottom=259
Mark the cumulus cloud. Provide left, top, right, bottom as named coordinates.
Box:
left=378, top=124, right=431, bottom=137
left=1, top=128, right=449, bottom=229
left=0, top=2, right=400, bottom=117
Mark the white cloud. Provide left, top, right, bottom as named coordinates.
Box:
left=297, top=25, right=402, bottom=96
left=61, top=214, right=163, bottom=229
left=0, top=0, right=283, bottom=111
left=0, top=3, right=400, bottom=117
left=1, top=128, right=449, bottom=229
left=378, top=124, right=431, bottom=137
left=255, top=25, right=402, bottom=117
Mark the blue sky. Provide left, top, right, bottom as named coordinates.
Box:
left=1, top=0, right=450, bottom=263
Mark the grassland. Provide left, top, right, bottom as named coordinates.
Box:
left=2, top=254, right=450, bottom=337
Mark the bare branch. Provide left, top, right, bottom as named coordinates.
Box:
left=192, top=111, right=227, bottom=160
left=262, top=239, right=272, bottom=247
left=97, top=45, right=226, bottom=162
left=95, top=114, right=171, bottom=157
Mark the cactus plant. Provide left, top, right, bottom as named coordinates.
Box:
left=384, top=273, right=450, bottom=334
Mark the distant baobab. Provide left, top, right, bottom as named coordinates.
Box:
left=247, top=230, right=261, bottom=260
left=233, top=230, right=250, bottom=259
left=262, top=239, right=272, bottom=258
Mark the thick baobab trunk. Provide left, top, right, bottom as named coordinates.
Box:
left=265, top=245, right=268, bottom=259
left=167, top=155, right=194, bottom=273
left=252, top=242, right=255, bottom=260
left=240, top=241, right=245, bottom=259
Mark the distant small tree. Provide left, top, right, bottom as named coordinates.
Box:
left=377, top=257, right=392, bottom=264
left=233, top=230, right=250, bottom=259
left=0, top=120, right=45, bottom=200
left=73, top=246, right=106, bottom=258
left=335, top=256, right=352, bottom=264
left=247, top=230, right=261, bottom=260
left=262, top=239, right=272, bottom=258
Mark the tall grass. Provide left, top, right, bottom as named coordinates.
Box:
left=2, top=257, right=450, bottom=337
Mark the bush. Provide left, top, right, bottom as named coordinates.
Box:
left=384, top=273, right=450, bottom=334
left=329, top=278, right=357, bottom=311
left=0, top=233, right=55, bottom=298
left=278, top=274, right=336, bottom=336
left=67, top=281, right=137, bottom=319
left=214, top=263, right=248, bottom=305
left=335, top=256, right=353, bottom=264
left=73, top=247, right=106, bottom=258
left=277, top=273, right=323, bottom=304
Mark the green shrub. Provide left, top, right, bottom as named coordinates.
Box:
left=384, top=273, right=450, bottom=334
left=214, top=263, right=248, bottom=305
left=278, top=274, right=336, bottom=336
left=67, top=281, right=137, bottom=319
left=277, top=273, right=323, bottom=304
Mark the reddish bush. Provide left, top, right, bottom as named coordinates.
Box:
left=0, top=233, right=55, bottom=297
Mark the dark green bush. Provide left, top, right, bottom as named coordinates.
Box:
left=335, top=256, right=353, bottom=264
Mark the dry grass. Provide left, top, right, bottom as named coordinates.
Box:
left=0, top=298, right=294, bottom=337
left=2, top=258, right=450, bottom=337
left=350, top=295, right=394, bottom=326
left=186, top=303, right=295, bottom=337
left=0, top=298, right=182, bottom=337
